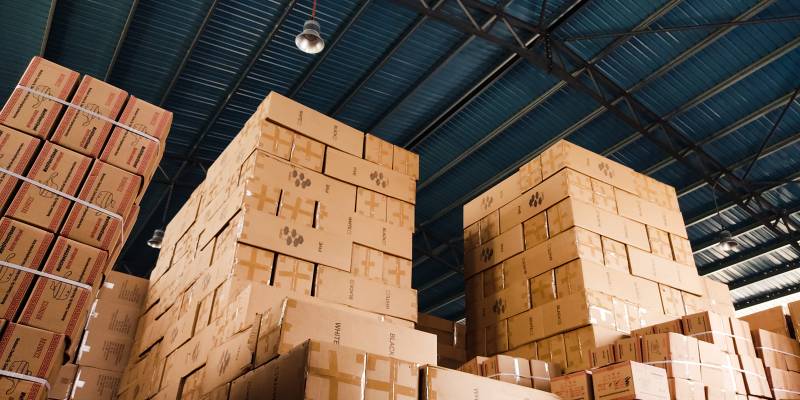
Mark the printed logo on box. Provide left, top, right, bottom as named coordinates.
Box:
left=492, top=298, right=506, bottom=315
left=480, top=247, right=493, bottom=263
left=280, top=226, right=304, bottom=247
left=369, top=171, right=387, bottom=188
left=291, top=170, right=311, bottom=188
left=481, top=196, right=494, bottom=211
left=598, top=162, right=614, bottom=178
left=528, top=192, right=544, bottom=207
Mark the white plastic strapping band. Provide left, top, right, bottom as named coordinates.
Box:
left=0, top=261, right=91, bottom=291
left=687, top=330, right=752, bottom=342
left=644, top=360, right=766, bottom=379
left=14, top=85, right=160, bottom=145
left=0, top=369, right=51, bottom=391
left=756, top=346, right=800, bottom=359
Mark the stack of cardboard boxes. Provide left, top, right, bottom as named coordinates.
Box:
left=118, top=92, right=558, bottom=399
left=462, top=140, right=734, bottom=376
left=740, top=303, right=800, bottom=399
left=416, top=313, right=467, bottom=368
left=0, top=56, right=169, bottom=398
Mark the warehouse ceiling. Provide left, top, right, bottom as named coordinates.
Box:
left=2, top=0, right=800, bottom=320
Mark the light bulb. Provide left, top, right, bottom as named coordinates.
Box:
left=718, top=230, right=740, bottom=252
left=147, top=228, right=165, bottom=249
left=296, top=20, right=325, bottom=54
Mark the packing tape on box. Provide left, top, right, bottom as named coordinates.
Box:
left=0, top=260, right=91, bottom=291
left=14, top=84, right=161, bottom=146
left=0, top=369, right=51, bottom=391
left=756, top=346, right=800, bottom=359
left=686, top=330, right=753, bottom=342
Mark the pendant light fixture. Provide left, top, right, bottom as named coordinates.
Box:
left=712, top=182, right=740, bottom=252
left=296, top=0, right=325, bottom=54
left=148, top=184, right=173, bottom=249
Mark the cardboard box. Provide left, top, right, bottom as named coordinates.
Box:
left=499, top=168, right=593, bottom=232
left=464, top=173, right=521, bottom=228
left=601, top=237, right=629, bottom=272
left=641, top=333, right=701, bottom=381
left=682, top=311, right=736, bottom=354
left=668, top=378, right=704, bottom=400
left=0, top=378, right=47, bottom=399
left=738, top=354, right=772, bottom=397
left=648, top=226, right=673, bottom=260
left=97, top=270, right=148, bottom=308
left=324, top=147, right=415, bottom=204
left=465, top=223, right=525, bottom=277
left=702, top=277, right=736, bottom=317
left=592, top=361, right=669, bottom=400
left=548, top=197, right=650, bottom=251
left=61, top=161, right=141, bottom=250
left=6, top=141, right=91, bottom=231
left=464, top=222, right=480, bottom=250
left=590, top=178, right=617, bottom=213
left=272, top=254, right=314, bottom=295
left=458, top=356, right=488, bottom=375
left=0, top=322, right=65, bottom=383
left=387, top=197, right=414, bottom=230
left=392, top=145, right=419, bottom=180
left=19, top=276, right=92, bottom=341
left=255, top=91, right=364, bottom=157
left=523, top=211, right=548, bottom=249
left=50, top=362, right=77, bottom=400
left=766, top=367, right=800, bottom=400
left=0, top=218, right=54, bottom=319
left=420, top=365, right=560, bottom=400
left=753, top=329, right=800, bottom=372
left=670, top=234, right=695, bottom=267
left=682, top=292, right=710, bottom=315
left=51, top=75, right=127, bottom=156
left=238, top=118, right=295, bottom=160
left=70, top=366, right=122, bottom=400
left=349, top=213, right=412, bottom=259
left=484, top=264, right=504, bottom=298
left=538, top=334, right=567, bottom=374
left=660, top=284, right=686, bottom=317
left=564, top=325, right=625, bottom=373
left=628, top=247, right=703, bottom=295
left=789, top=301, right=800, bottom=341
left=480, top=280, right=530, bottom=327
left=0, top=125, right=40, bottom=210
left=42, top=236, right=107, bottom=288
left=100, top=126, right=162, bottom=179
left=315, top=265, right=418, bottom=321
left=356, top=187, right=387, bottom=221
left=521, top=227, right=604, bottom=280
left=479, top=210, right=501, bottom=244
left=554, top=259, right=639, bottom=304
left=364, top=133, right=393, bottom=168
left=615, top=337, right=643, bottom=362
left=552, top=371, right=592, bottom=400
left=485, top=319, right=509, bottom=355
left=77, top=324, right=135, bottom=372
left=0, top=56, right=79, bottom=137
left=518, top=157, right=543, bottom=193
left=256, top=297, right=436, bottom=366
left=530, top=270, right=556, bottom=306
left=697, top=340, right=743, bottom=394
left=351, top=243, right=383, bottom=280
left=289, top=133, right=325, bottom=172
left=530, top=359, right=553, bottom=391
left=729, top=318, right=756, bottom=357
left=483, top=355, right=533, bottom=387
left=383, top=253, right=411, bottom=289
left=540, top=140, right=639, bottom=194
left=614, top=188, right=687, bottom=238
left=741, top=306, right=790, bottom=337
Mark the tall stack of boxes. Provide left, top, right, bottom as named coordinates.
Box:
left=739, top=303, right=800, bottom=399
left=462, top=140, right=736, bottom=377
left=0, top=57, right=169, bottom=397
left=119, top=92, right=558, bottom=399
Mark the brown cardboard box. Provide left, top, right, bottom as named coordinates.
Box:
left=480, top=280, right=530, bottom=327
left=349, top=213, right=413, bottom=258
left=464, top=222, right=480, bottom=250
left=0, top=378, right=47, bottom=399
left=42, top=236, right=107, bottom=288
left=702, top=277, right=736, bottom=317
left=0, top=218, right=54, bottom=320
left=530, top=359, right=553, bottom=391
left=682, top=311, right=736, bottom=354
left=6, top=141, right=91, bottom=231
left=420, top=365, right=559, bottom=400
left=100, top=123, right=162, bottom=179
left=238, top=118, right=295, bottom=161
left=289, top=133, right=325, bottom=172
left=255, top=92, right=364, bottom=157
left=564, top=325, right=625, bottom=373
left=729, top=318, right=756, bottom=357
left=77, top=324, right=135, bottom=373
left=538, top=334, right=567, bottom=374
left=112, top=95, right=171, bottom=141
left=356, top=187, right=387, bottom=221
left=554, top=259, right=638, bottom=304
left=61, top=161, right=141, bottom=250
left=590, top=344, right=617, bottom=369
left=499, top=168, right=593, bottom=232
left=202, top=327, right=258, bottom=394
left=766, top=367, right=800, bottom=400
left=660, top=284, right=686, bottom=317
left=521, top=227, right=604, bottom=280
left=682, top=292, right=710, bottom=315
left=668, top=378, right=704, bottom=400
left=351, top=243, right=383, bottom=280
left=698, top=340, right=743, bottom=394
left=0, top=56, right=79, bottom=137
left=51, top=363, right=77, bottom=400
left=592, top=361, right=669, bottom=400
left=507, top=305, right=541, bottom=350
left=614, top=188, right=687, bottom=238
left=0, top=125, right=40, bottom=210
left=741, top=306, right=790, bottom=337
left=315, top=265, right=418, bottom=321
left=615, top=337, right=643, bottom=362
left=541, top=290, right=620, bottom=338
left=393, top=145, right=419, bottom=180
left=552, top=371, right=592, bottom=400
left=70, top=366, right=122, bottom=400
left=19, top=275, right=91, bottom=342
left=325, top=147, right=415, bottom=204
left=485, top=319, right=509, bottom=355
left=272, top=254, right=314, bottom=295
left=387, top=197, right=414, bottom=230
left=465, top=223, right=525, bottom=277
left=590, top=178, right=617, bottom=213
left=459, top=356, right=488, bottom=375
left=483, top=355, right=533, bottom=387
left=365, top=133, right=393, bottom=168
left=641, top=333, right=701, bottom=381
left=601, top=236, right=629, bottom=272
left=753, top=329, right=800, bottom=372
left=0, top=322, right=65, bottom=383
left=530, top=270, right=556, bottom=306
left=365, top=353, right=419, bottom=399
left=518, top=157, right=543, bottom=193
left=628, top=247, right=703, bottom=295
left=523, top=211, right=548, bottom=249
left=479, top=210, right=501, bottom=244
left=464, top=173, right=521, bottom=228
left=51, top=75, right=127, bottom=156
left=256, top=296, right=437, bottom=366
left=540, top=140, right=639, bottom=194
left=670, top=234, right=696, bottom=267
left=97, top=270, right=148, bottom=308
left=547, top=197, right=649, bottom=251
left=789, top=301, right=800, bottom=341
left=648, top=226, right=673, bottom=260
left=277, top=189, right=316, bottom=228
left=738, top=354, right=771, bottom=397
left=383, top=253, right=411, bottom=289
left=484, top=264, right=504, bottom=298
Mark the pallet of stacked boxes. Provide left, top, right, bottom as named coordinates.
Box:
left=0, top=56, right=170, bottom=398
left=118, top=92, right=560, bottom=399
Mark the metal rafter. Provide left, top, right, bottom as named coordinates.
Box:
left=735, top=283, right=800, bottom=310
left=699, top=233, right=800, bottom=276
left=423, top=292, right=465, bottom=314
left=287, top=0, right=373, bottom=98
left=741, top=87, right=800, bottom=181
left=105, top=0, right=141, bottom=81
left=41, top=0, right=57, bottom=55
left=728, top=260, right=800, bottom=291
left=693, top=200, right=800, bottom=254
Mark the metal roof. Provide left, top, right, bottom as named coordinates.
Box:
left=2, top=0, right=800, bottom=319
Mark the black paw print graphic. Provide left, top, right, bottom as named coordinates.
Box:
left=492, top=298, right=506, bottom=315
left=481, top=196, right=494, bottom=210
left=480, top=247, right=494, bottom=262
left=598, top=162, right=614, bottom=178
left=281, top=226, right=304, bottom=247
left=369, top=171, right=388, bottom=188
left=291, top=170, right=311, bottom=188
left=528, top=191, right=544, bottom=208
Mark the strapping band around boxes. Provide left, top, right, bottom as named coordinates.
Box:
left=484, top=373, right=551, bottom=381
left=0, top=166, right=125, bottom=248
left=0, top=368, right=51, bottom=392
left=0, top=261, right=91, bottom=291
left=687, top=330, right=753, bottom=343
left=14, top=85, right=161, bottom=147
left=644, top=360, right=767, bottom=380
left=756, top=346, right=800, bottom=359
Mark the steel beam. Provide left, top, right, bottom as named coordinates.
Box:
left=699, top=233, right=800, bottom=276
left=105, top=0, right=141, bottom=81
left=423, top=292, right=465, bottom=314
left=735, top=283, right=800, bottom=310
left=728, top=260, right=800, bottom=291
left=41, top=0, right=57, bottom=55
left=742, top=87, right=800, bottom=180
left=416, top=270, right=458, bottom=293
left=692, top=200, right=800, bottom=254
left=287, top=0, right=373, bottom=98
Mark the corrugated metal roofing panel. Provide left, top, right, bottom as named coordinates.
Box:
left=0, top=0, right=51, bottom=104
